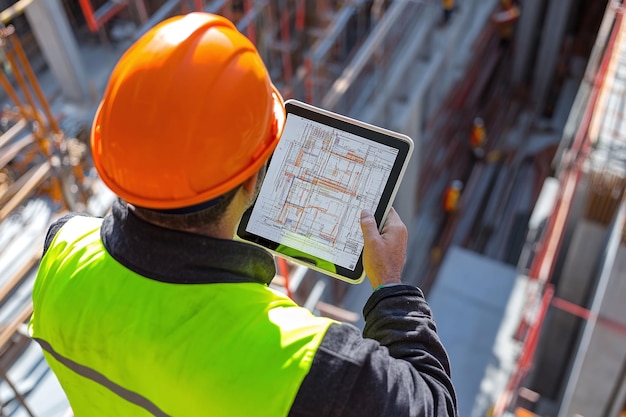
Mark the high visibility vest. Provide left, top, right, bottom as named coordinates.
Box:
left=29, top=216, right=335, bottom=416
left=442, top=0, right=454, bottom=10
left=443, top=187, right=461, bottom=212
left=469, top=125, right=486, bottom=149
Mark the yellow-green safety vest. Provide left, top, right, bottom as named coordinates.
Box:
left=29, top=216, right=336, bottom=416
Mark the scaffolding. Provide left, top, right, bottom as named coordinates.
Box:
left=493, top=2, right=626, bottom=415
left=0, top=18, right=95, bottom=417
left=0, top=24, right=92, bottom=221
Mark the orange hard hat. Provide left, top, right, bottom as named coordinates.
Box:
left=91, top=13, right=286, bottom=209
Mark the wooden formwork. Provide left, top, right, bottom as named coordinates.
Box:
left=583, top=169, right=626, bottom=226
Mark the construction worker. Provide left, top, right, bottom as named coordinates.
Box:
left=469, top=116, right=486, bottom=159
left=443, top=180, right=463, bottom=213
left=28, top=13, right=457, bottom=417
left=493, top=0, right=520, bottom=47
left=442, top=0, right=455, bottom=26
left=431, top=179, right=464, bottom=264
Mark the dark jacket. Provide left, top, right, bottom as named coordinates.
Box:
left=42, top=200, right=457, bottom=417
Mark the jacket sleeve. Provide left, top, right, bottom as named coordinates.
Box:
left=289, top=285, right=457, bottom=417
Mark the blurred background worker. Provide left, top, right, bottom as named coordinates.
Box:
left=469, top=116, right=486, bottom=159
left=431, top=179, right=464, bottom=265
left=493, top=0, right=521, bottom=47
left=442, top=0, right=455, bottom=26
left=443, top=179, right=464, bottom=214
left=27, top=12, right=457, bottom=417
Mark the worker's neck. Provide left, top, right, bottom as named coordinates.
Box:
left=128, top=194, right=247, bottom=241
left=179, top=222, right=236, bottom=240
left=140, top=216, right=236, bottom=240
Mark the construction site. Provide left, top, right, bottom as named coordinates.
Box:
left=0, top=0, right=625, bottom=415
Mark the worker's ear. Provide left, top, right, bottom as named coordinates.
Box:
left=242, top=170, right=260, bottom=195
left=241, top=164, right=266, bottom=206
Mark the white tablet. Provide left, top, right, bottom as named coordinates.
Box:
left=236, top=99, right=413, bottom=284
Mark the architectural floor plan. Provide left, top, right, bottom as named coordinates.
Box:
left=247, top=116, right=399, bottom=269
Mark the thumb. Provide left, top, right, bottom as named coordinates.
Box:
left=360, top=210, right=379, bottom=241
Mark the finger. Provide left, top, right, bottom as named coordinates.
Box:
left=360, top=210, right=379, bottom=241
left=380, top=208, right=408, bottom=240
left=380, top=207, right=401, bottom=232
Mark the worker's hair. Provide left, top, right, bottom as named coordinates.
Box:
left=132, top=185, right=242, bottom=230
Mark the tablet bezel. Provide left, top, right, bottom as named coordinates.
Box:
left=236, top=99, right=414, bottom=284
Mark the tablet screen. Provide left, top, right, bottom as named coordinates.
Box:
left=246, top=113, right=399, bottom=270
left=237, top=100, right=413, bottom=283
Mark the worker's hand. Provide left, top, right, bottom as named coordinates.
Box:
left=360, top=208, right=407, bottom=289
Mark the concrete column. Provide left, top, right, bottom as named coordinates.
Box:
left=511, top=0, right=543, bottom=85
left=25, top=0, right=91, bottom=104
left=392, top=100, right=421, bottom=233
left=531, top=0, right=575, bottom=112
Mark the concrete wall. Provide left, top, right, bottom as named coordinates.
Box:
left=428, top=247, right=519, bottom=417
left=529, top=220, right=607, bottom=399
left=560, top=243, right=626, bottom=417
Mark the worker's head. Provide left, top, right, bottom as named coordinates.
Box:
left=473, top=117, right=484, bottom=127
left=451, top=180, right=463, bottom=190
left=91, top=13, right=286, bottom=221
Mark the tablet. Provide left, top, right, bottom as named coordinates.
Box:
left=236, top=100, right=413, bottom=284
